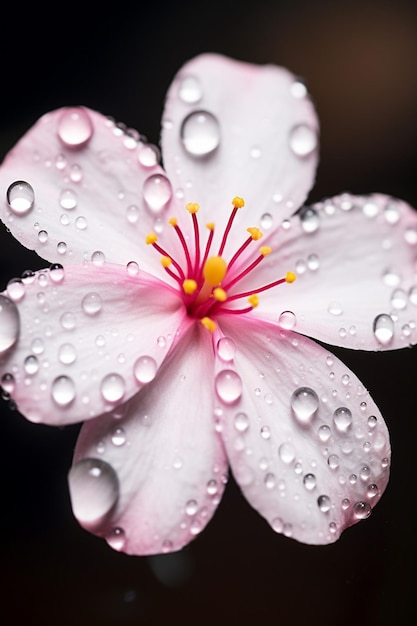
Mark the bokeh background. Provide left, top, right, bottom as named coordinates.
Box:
left=1, top=0, right=417, bottom=624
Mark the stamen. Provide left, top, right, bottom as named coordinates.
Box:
left=186, top=202, right=201, bottom=274
left=170, top=218, right=193, bottom=276
left=201, top=223, right=215, bottom=270
left=201, top=317, right=217, bottom=332
left=213, top=287, right=227, bottom=302
left=286, top=272, right=297, bottom=283
left=227, top=227, right=263, bottom=271
left=223, top=245, right=271, bottom=291
left=161, top=256, right=182, bottom=284
left=183, top=279, right=198, bottom=295
left=218, top=197, right=245, bottom=256
left=227, top=272, right=296, bottom=302
left=146, top=233, right=185, bottom=280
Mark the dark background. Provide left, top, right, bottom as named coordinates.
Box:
left=1, top=1, right=417, bottom=624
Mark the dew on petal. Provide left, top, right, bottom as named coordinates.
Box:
left=59, top=189, right=77, bottom=210
left=91, top=250, right=106, bottom=267
left=278, top=442, right=296, bottom=464
left=133, top=355, right=157, bottom=384
left=7, top=278, right=25, bottom=302
left=6, top=181, right=35, bottom=215
left=216, top=337, right=236, bottom=361
left=185, top=499, right=198, bottom=516
left=58, top=342, right=77, bottom=365
left=278, top=310, right=296, bottom=330
left=81, top=292, right=103, bottom=316
left=24, top=355, right=39, bottom=375
left=373, top=314, right=394, bottom=345
left=179, top=75, right=203, bottom=103
left=299, top=207, right=320, bottom=233
left=353, top=501, right=372, bottom=520
left=75, top=216, right=87, bottom=230
left=303, top=473, right=317, bottom=490
left=290, top=80, right=308, bottom=98
left=318, top=424, right=331, bottom=442
left=234, top=412, right=249, bottom=432
left=333, top=407, right=352, bottom=433
left=384, top=202, right=400, bottom=224
left=38, top=230, right=48, bottom=243
left=143, top=174, right=172, bottom=213
left=0, top=295, right=20, bottom=353
left=49, top=263, right=65, bottom=283
left=111, top=426, right=126, bottom=447
left=1, top=372, right=15, bottom=394
left=328, top=302, right=343, bottom=316
left=137, top=143, right=160, bottom=167
left=68, top=458, right=119, bottom=524
left=317, top=495, right=331, bottom=513
left=106, top=527, right=126, bottom=551
left=215, top=370, right=242, bottom=404
left=291, top=387, right=319, bottom=425
left=126, top=261, right=140, bottom=276
left=100, top=373, right=125, bottom=403
left=180, top=111, right=220, bottom=156
left=51, top=375, right=76, bottom=406
left=390, top=288, right=407, bottom=310
left=260, top=213, right=273, bottom=230
left=70, top=163, right=83, bottom=183
left=289, top=124, right=317, bottom=157
left=57, top=107, right=94, bottom=147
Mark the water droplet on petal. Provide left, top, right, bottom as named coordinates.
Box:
left=278, top=442, right=296, bottom=464
left=318, top=425, right=331, bottom=442
left=303, top=473, right=316, bottom=490
left=106, top=527, right=126, bottom=551
left=143, top=174, right=172, bottom=213
left=133, top=355, right=157, bottom=384
left=291, top=387, right=319, bottom=425
left=328, top=454, right=340, bottom=470
left=390, top=288, right=407, bottom=310
left=51, top=375, right=76, bottom=406
left=0, top=295, right=20, bottom=353
left=353, top=501, right=372, bottom=519
left=290, top=80, right=308, bottom=98
left=384, top=202, right=400, bottom=224
left=181, top=111, right=220, bottom=156
left=68, top=458, right=119, bottom=524
left=100, top=373, right=125, bottom=403
left=179, top=75, right=203, bottom=103
left=58, top=107, right=93, bottom=147
left=300, top=207, right=320, bottom=233
left=373, top=314, right=394, bottom=345
left=82, top=292, right=103, bottom=316
left=126, top=261, right=139, bottom=276
left=289, top=124, right=317, bottom=157
left=7, top=278, right=25, bottom=302
left=278, top=310, right=296, bottom=330
left=24, top=355, right=39, bottom=375
left=137, top=143, right=160, bottom=167
left=7, top=180, right=35, bottom=216
left=234, top=412, right=249, bottom=432
left=333, top=406, right=352, bottom=432
left=185, top=499, right=198, bottom=516
left=317, top=494, right=331, bottom=513
left=91, top=250, right=106, bottom=267
left=260, top=213, right=273, bottom=229
left=75, top=216, right=87, bottom=230
left=58, top=342, right=77, bottom=364
left=328, top=302, right=343, bottom=316
left=216, top=337, right=236, bottom=361
left=49, top=263, right=65, bottom=283
left=111, top=426, right=126, bottom=446
left=59, top=188, right=77, bottom=210
left=215, top=370, right=242, bottom=404
left=1, top=372, right=15, bottom=394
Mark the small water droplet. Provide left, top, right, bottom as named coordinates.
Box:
left=278, top=442, right=296, bottom=464
left=291, top=387, right=319, bottom=425
left=68, top=457, right=119, bottom=524
left=303, top=473, right=316, bottom=490
left=404, top=227, right=417, bottom=245
left=179, top=75, right=203, bottom=103
left=260, top=425, right=271, bottom=439
left=24, top=355, right=39, bottom=375
left=300, top=207, right=320, bottom=233
left=373, top=314, right=394, bottom=345
left=215, top=370, right=242, bottom=404
left=70, top=163, right=83, bottom=182
left=367, top=484, right=378, bottom=498
left=260, top=213, right=273, bottom=229
left=367, top=415, right=377, bottom=429
left=0, top=295, right=20, bottom=353
left=59, top=188, right=77, bottom=210
left=106, top=527, right=126, bottom=551
left=100, top=373, right=125, bottom=403
left=353, top=501, right=372, bottom=519
left=126, top=261, right=139, bottom=276
left=133, top=355, right=157, bottom=384
left=82, top=292, right=103, bottom=316
left=180, top=111, right=220, bottom=156
left=317, top=494, right=331, bottom=513
left=91, top=250, right=106, bottom=267
left=289, top=124, right=317, bottom=157
left=60, top=311, right=76, bottom=330
left=58, top=107, right=94, bottom=147
left=362, top=202, right=379, bottom=218
left=216, top=337, right=236, bottom=361
left=290, top=80, right=308, bottom=98
left=49, top=263, right=65, bottom=283
left=143, top=174, right=172, bottom=213
left=58, top=343, right=77, bottom=365
left=1, top=372, right=15, bottom=394
left=137, top=143, right=160, bottom=167
left=318, top=424, right=331, bottom=442
left=37, top=229, right=48, bottom=243
left=307, top=254, right=320, bottom=271
left=234, top=412, right=249, bottom=432
left=390, top=288, right=407, bottom=310
left=278, top=310, right=296, bottom=330
left=111, top=426, right=126, bottom=446
left=333, top=406, right=352, bottom=432
left=51, top=375, right=76, bottom=406
left=157, top=336, right=166, bottom=348
left=7, top=181, right=35, bottom=215
left=264, top=473, right=276, bottom=489
left=75, top=215, right=87, bottom=230
left=409, top=285, right=417, bottom=305
left=7, top=278, right=25, bottom=302
left=185, top=499, right=198, bottom=516
left=328, top=454, right=340, bottom=470
left=57, top=241, right=67, bottom=255
left=206, top=479, right=218, bottom=495
left=328, top=302, right=343, bottom=316
left=384, top=202, right=400, bottom=224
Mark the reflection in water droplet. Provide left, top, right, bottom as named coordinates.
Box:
left=317, top=494, right=331, bottom=512
left=291, top=387, right=319, bottom=425
left=57, top=107, right=94, bottom=147
left=59, top=188, right=77, bottom=210
left=106, top=527, right=126, bottom=551
left=278, top=442, right=296, bottom=464
left=303, top=473, right=316, bottom=490
left=234, top=412, right=249, bottom=432
left=215, top=370, right=242, bottom=404
left=300, top=207, right=320, bottom=233
left=82, top=292, right=103, bottom=316
left=353, top=501, right=372, bottom=519
left=333, top=407, right=352, bottom=432
left=216, top=337, right=236, bottom=361
left=0, top=295, right=20, bottom=353
left=289, top=124, right=317, bottom=157
left=100, top=373, right=125, bottom=403
left=133, top=355, right=157, bottom=384
left=68, top=457, right=119, bottom=524
left=278, top=310, right=296, bottom=330
left=181, top=111, right=220, bottom=156
left=143, top=174, right=172, bottom=213
left=373, top=314, right=394, bottom=345
left=179, top=75, right=203, bottom=103
left=7, top=180, right=35, bottom=216
left=51, top=375, right=76, bottom=406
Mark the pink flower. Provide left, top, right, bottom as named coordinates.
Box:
left=1, top=54, right=416, bottom=556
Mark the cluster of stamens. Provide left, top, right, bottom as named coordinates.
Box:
left=146, top=197, right=296, bottom=332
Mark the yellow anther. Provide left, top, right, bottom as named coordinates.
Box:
left=186, top=202, right=200, bottom=214
left=203, top=256, right=227, bottom=285
left=232, top=196, right=245, bottom=209
left=260, top=246, right=272, bottom=256
left=146, top=233, right=158, bottom=245
left=285, top=271, right=297, bottom=283
left=201, top=317, right=217, bottom=333
left=213, top=287, right=227, bottom=302
left=161, top=256, right=172, bottom=268
left=183, top=279, right=198, bottom=295
left=169, top=217, right=178, bottom=227
left=248, top=294, right=259, bottom=308
left=206, top=222, right=215, bottom=231
left=247, top=227, right=263, bottom=241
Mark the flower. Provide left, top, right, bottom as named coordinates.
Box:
left=1, top=53, right=416, bottom=556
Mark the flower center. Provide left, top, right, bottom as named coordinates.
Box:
left=146, top=197, right=296, bottom=331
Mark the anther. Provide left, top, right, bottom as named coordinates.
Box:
left=232, top=196, right=245, bottom=209
left=186, top=202, right=200, bottom=214
left=248, top=294, right=259, bottom=308
left=201, top=317, right=217, bottom=332
left=183, top=279, right=198, bottom=295
left=286, top=272, right=297, bottom=283
left=260, top=246, right=272, bottom=256
left=247, top=227, right=263, bottom=241
left=161, top=256, right=172, bottom=267
left=213, top=287, right=227, bottom=302
left=146, top=233, right=158, bottom=245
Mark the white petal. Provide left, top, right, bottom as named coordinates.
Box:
left=0, top=107, right=179, bottom=275
left=0, top=264, right=184, bottom=425
left=70, top=323, right=228, bottom=555
left=243, top=193, right=417, bottom=350
left=161, top=54, right=319, bottom=243
left=216, top=317, right=390, bottom=545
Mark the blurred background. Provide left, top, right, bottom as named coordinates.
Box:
left=1, top=0, right=416, bottom=624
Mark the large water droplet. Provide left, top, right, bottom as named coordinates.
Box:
left=143, top=174, right=172, bottom=213
left=133, top=355, right=157, bottom=384
left=106, top=527, right=126, bottom=551
left=49, top=263, right=65, bottom=283
left=278, top=310, right=296, bottom=330
left=391, top=288, right=407, bottom=310
left=215, top=370, right=242, bottom=404
left=353, top=501, right=372, bottom=520
left=58, top=342, right=77, bottom=365
left=51, top=375, right=76, bottom=406
left=234, top=412, right=249, bottom=432
left=289, top=124, right=317, bottom=157
left=68, top=458, right=119, bottom=524
left=373, top=314, right=394, bottom=345
left=300, top=207, right=320, bottom=233
left=100, top=373, right=125, bottom=403
left=57, top=107, right=94, bottom=147
left=59, top=188, right=77, bottom=210
left=179, top=75, right=203, bottom=103
left=317, top=494, right=331, bottom=513
left=291, top=387, right=319, bottom=425
left=303, top=473, right=316, bottom=490
left=24, top=355, right=39, bottom=375
left=0, top=295, right=20, bottom=353
left=82, top=292, right=103, bottom=316
left=333, top=406, right=352, bottom=432
left=216, top=337, right=236, bottom=361
left=278, top=442, right=296, bottom=464
left=180, top=111, right=220, bottom=156
left=6, top=181, right=35, bottom=215
left=7, top=278, right=25, bottom=302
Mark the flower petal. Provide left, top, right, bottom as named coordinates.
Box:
left=245, top=193, right=417, bottom=350
left=161, top=53, right=319, bottom=238
left=0, top=107, right=178, bottom=275
left=0, top=264, right=184, bottom=425
left=216, top=316, right=390, bottom=545
left=70, top=322, right=228, bottom=555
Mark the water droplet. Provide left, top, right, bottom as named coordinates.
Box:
left=57, top=107, right=93, bottom=147
left=353, top=501, right=372, bottom=520
left=317, top=495, right=331, bottom=513
left=307, top=254, right=320, bottom=271
left=24, top=355, right=39, bottom=375
left=278, top=310, right=296, bottom=330
left=234, top=412, right=249, bottom=432
left=133, top=355, right=157, bottom=384
left=37, top=229, right=48, bottom=243
left=289, top=124, right=317, bottom=157
left=382, top=268, right=400, bottom=287
left=70, top=163, right=83, bottom=183
left=179, top=75, right=203, bottom=103
left=106, top=527, right=126, bottom=551
left=373, top=314, right=394, bottom=345
left=100, top=373, right=125, bottom=403
left=215, top=370, right=242, bottom=404
left=300, top=207, right=320, bottom=233
left=404, top=227, right=417, bottom=245
left=75, top=216, right=87, bottom=230
left=291, top=387, right=319, bottom=425
left=68, top=458, right=119, bottom=524
left=157, top=336, right=166, bottom=348
left=51, top=375, right=76, bottom=406
left=57, top=241, right=67, bottom=255
left=126, top=261, right=140, bottom=276
left=290, top=80, right=307, bottom=98
left=60, top=311, right=76, bottom=330
left=59, top=188, right=77, bottom=210
left=367, top=415, right=377, bottom=429
left=185, top=499, right=198, bottom=516
left=362, top=202, right=379, bottom=218
left=359, top=465, right=371, bottom=481
left=409, top=285, right=417, bottom=305
left=0, top=295, right=20, bottom=353
left=137, top=143, right=160, bottom=167
left=1, top=373, right=15, bottom=394
left=318, top=424, right=331, bottom=442
left=180, top=110, right=220, bottom=156
left=384, top=202, right=400, bottom=224
left=81, top=292, right=103, bottom=316
left=328, top=302, right=343, bottom=316
left=341, top=374, right=350, bottom=386
left=303, top=473, right=316, bottom=490
left=91, top=250, right=106, bottom=267
left=278, top=442, right=296, bottom=464
left=264, top=473, right=276, bottom=489
left=206, top=479, right=218, bottom=495
left=6, top=181, right=35, bottom=215
left=260, top=425, right=271, bottom=439
left=143, top=174, right=172, bottom=213
left=391, top=288, right=407, bottom=310
left=328, top=454, right=340, bottom=470
left=367, top=484, right=378, bottom=498
left=260, top=213, right=273, bottom=229
left=49, top=263, right=65, bottom=283
left=58, top=342, right=77, bottom=365
left=111, top=426, right=126, bottom=446
left=7, top=278, right=25, bottom=302
left=216, top=337, right=236, bottom=361
left=250, top=146, right=262, bottom=159
left=333, top=407, right=352, bottom=433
